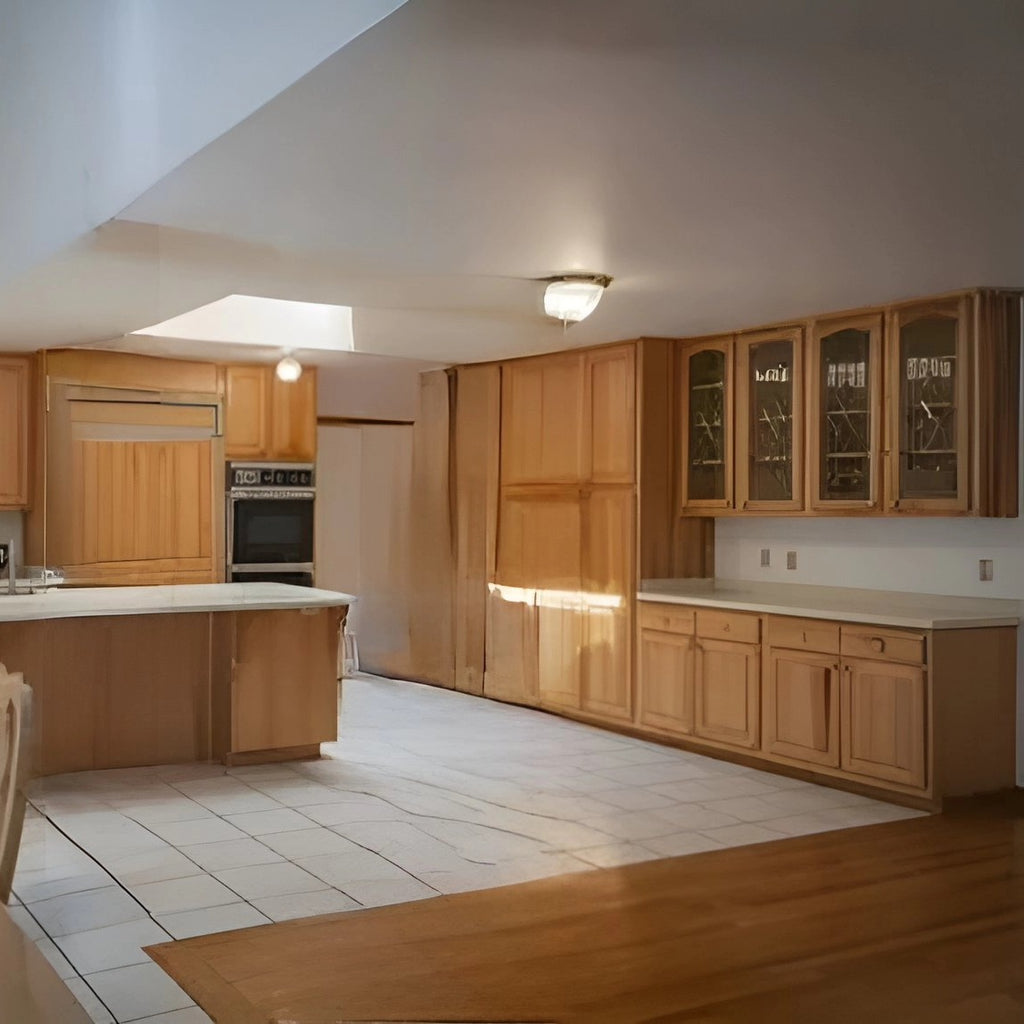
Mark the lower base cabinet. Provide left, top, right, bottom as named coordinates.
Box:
left=637, top=602, right=1016, bottom=806
left=764, top=649, right=840, bottom=768
left=694, top=638, right=759, bottom=749
left=841, top=658, right=926, bottom=789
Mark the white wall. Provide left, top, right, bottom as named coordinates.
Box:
left=0, top=512, right=23, bottom=566
left=317, top=357, right=430, bottom=422
left=0, top=0, right=405, bottom=288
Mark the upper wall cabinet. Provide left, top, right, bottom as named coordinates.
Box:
left=808, top=314, right=883, bottom=511
left=887, top=297, right=969, bottom=513
left=0, top=356, right=31, bottom=508
left=225, top=365, right=317, bottom=462
left=735, top=328, right=804, bottom=512
left=501, top=352, right=585, bottom=484
left=678, top=288, right=1021, bottom=518
left=680, top=337, right=733, bottom=511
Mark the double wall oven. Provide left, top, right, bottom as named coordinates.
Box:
left=227, top=462, right=315, bottom=586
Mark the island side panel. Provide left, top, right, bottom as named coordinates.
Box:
left=227, top=606, right=344, bottom=763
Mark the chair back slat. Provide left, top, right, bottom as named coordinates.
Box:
left=0, top=663, right=31, bottom=904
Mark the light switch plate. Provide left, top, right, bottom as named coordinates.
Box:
left=786, top=550, right=797, bottom=570
left=979, top=559, right=993, bottom=581
left=760, top=549, right=770, bottom=567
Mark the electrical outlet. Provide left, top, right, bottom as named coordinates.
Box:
left=979, top=559, right=993, bottom=582
left=786, top=550, right=797, bottom=570
left=0, top=544, right=7, bottom=571
left=760, top=548, right=770, bottom=567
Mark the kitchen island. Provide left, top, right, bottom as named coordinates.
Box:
left=0, top=582, right=356, bottom=775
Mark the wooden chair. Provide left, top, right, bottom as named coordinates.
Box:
left=0, top=662, right=31, bottom=904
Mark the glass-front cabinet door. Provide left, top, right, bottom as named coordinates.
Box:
left=888, top=298, right=969, bottom=512
left=809, top=315, right=882, bottom=510
left=680, top=338, right=733, bottom=510
left=736, top=329, right=803, bottom=511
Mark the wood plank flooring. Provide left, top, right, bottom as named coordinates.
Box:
left=147, top=792, right=1024, bottom=1024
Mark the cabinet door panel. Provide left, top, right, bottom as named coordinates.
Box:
left=639, top=629, right=694, bottom=734
left=483, top=586, right=538, bottom=706
left=225, top=366, right=269, bottom=458
left=587, top=346, right=635, bottom=483
left=765, top=649, right=839, bottom=767
left=496, top=491, right=581, bottom=589
left=694, top=638, right=759, bottom=749
left=0, top=357, right=30, bottom=508
left=735, top=329, right=803, bottom=511
left=809, top=314, right=882, bottom=510
left=888, top=297, right=969, bottom=512
left=680, top=338, right=733, bottom=509
left=270, top=370, right=317, bottom=461
left=501, top=355, right=584, bottom=484
left=537, top=600, right=583, bottom=710
left=841, top=658, right=926, bottom=788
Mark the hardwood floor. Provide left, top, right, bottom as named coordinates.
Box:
left=148, top=791, right=1024, bottom=1024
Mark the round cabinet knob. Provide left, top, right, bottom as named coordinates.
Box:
left=723, top=623, right=731, bottom=632
left=870, top=637, right=885, bottom=653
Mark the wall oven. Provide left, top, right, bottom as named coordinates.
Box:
left=227, top=462, right=315, bottom=586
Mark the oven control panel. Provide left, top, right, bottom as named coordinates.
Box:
left=227, top=463, right=315, bottom=489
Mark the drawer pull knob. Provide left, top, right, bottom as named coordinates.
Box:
left=723, top=623, right=731, bottom=632
left=870, top=637, right=885, bottom=653
left=802, top=631, right=808, bottom=643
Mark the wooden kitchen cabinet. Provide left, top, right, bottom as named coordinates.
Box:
left=694, top=635, right=760, bottom=749
left=887, top=297, right=969, bottom=513
left=764, top=649, right=840, bottom=768
left=808, top=314, right=883, bottom=510
left=735, top=328, right=804, bottom=512
left=501, top=352, right=585, bottom=485
left=841, top=656, right=926, bottom=790
left=680, top=337, right=733, bottom=510
left=638, top=610, right=695, bottom=735
left=587, top=346, right=635, bottom=484
left=0, top=356, right=31, bottom=508
left=224, top=364, right=317, bottom=462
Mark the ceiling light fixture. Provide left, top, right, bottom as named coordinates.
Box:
left=543, top=273, right=612, bottom=325
left=275, top=353, right=303, bottom=382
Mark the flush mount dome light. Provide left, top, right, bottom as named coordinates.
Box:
left=275, top=354, right=303, bottom=382
left=543, top=274, right=612, bottom=324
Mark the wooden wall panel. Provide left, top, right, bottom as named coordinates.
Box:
left=587, top=346, right=635, bottom=483
left=452, top=365, right=500, bottom=696
left=0, top=358, right=30, bottom=508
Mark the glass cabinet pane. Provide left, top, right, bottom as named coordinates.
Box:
left=747, top=339, right=794, bottom=502
left=686, top=349, right=726, bottom=501
left=899, top=317, right=958, bottom=500
left=819, top=328, right=871, bottom=502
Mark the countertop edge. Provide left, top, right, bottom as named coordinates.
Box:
left=637, top=590, right=1020, bottom=630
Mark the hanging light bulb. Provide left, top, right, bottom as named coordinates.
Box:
left=275, top=353, right=302, bottom=382
left=543, top=274, right=611, bottom=324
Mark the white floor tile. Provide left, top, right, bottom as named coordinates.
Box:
left=85, top=962, right=194, bottom=1022
left=28, top=885, right=148, bottom=937
left=572, top=843, right=662, bottom=868
left=296, top=849, right=417, bottom=887
left=249, top=889, right=362, bottom=921
left=699, top=823, right=789, bottom=847
left=130, top=874, right=239, bottom=915
left=145, top=817, right=249, bottom=846
left=13, top=866, right=114, bottom=904
left=117, top=799, right=215, bottom=826
left=104, top=847, right=205, bottom=887
left=134, top=1008, right=213, bottom=1024
left=258, top=827, right=364, bottom=859
left=64, top=977, right=115, bottom=1023
left=213, top=862, right=329, bottom=899
left=55, top=918, right=173, bottom=975
left=222, top=807, right=313, bottom=836
left=590, top=787, right=678, bottom=812
left=697, top=795, right=788, bottom=823
left=579, top=810, right=684, bottom=842
left=6, top=903, right=46, bottom=941
left=154, top=902, right=272, bottom=940
left=176, top=837, right=285, bottom=871
left=651, top=803, right=744, bottom=830
left=641, top=832, right=728, bottom=857
left=339, top=876, right=438, bottom=908
left=34, top=936, right=78, bottom=979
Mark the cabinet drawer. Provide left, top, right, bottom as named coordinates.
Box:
left=840, top=626, right=925, bottom=665
left=696, top=609, right=760, bottom=645
left=766, top=616, right=839, bottom=655
left=638, top=603, right=695, bottom=635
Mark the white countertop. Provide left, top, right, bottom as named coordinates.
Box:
left=639, top=579, right=1021, bottom=630
left=0, top=582, right=356, bottom=623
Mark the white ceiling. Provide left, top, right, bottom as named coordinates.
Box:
left=3, top=0, right=1023, bottom=367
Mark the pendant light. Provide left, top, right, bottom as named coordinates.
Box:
left=275, top=353, right=303, bottom=382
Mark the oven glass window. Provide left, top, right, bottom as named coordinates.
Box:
left=232, top=499, right=314, bottom=565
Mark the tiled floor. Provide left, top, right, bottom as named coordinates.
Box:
left=10, top=673, right=926, bottom=1023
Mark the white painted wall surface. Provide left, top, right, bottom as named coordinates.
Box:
left=0, top=0, right=405, bottom=288
left=317, top=358, right=430, bottom=422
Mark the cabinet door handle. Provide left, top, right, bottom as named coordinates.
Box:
left=723, top=623, right=731, bottom=632
left=870, top=637, right=885, bottom=653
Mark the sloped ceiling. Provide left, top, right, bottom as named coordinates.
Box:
left=2, top=0, right=1023, bottom=366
